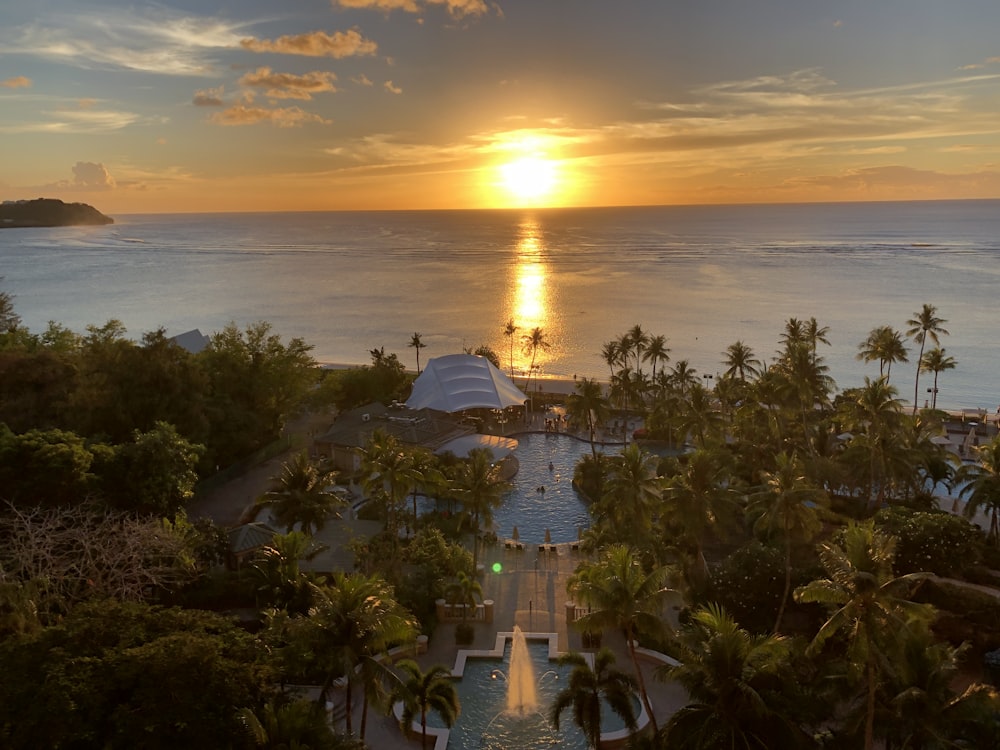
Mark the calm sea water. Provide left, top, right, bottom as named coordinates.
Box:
left=2, top=200, right=999, bottom=408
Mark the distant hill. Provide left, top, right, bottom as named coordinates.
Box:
left=0, top=198, right=114, bottom=228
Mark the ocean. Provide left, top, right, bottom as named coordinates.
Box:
left=1, top=200, right=998, bottom=409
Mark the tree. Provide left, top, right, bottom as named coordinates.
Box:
left=256, top=451, right=344, bottom=535
left=444, top=570, right=483, bottom=624
left=643, top=334, right=670, bottom=380
left=358, top=430, right=421, bottom=543
left=503, top=318, right=519, bottom=377
left=723, top=340, right=762, bottom=381
left=746, top=452, right=828, bottom=632
left=238, top=697, right=351, bottom=750
left=0, top=425, right=100, bottom=506
left=906, top=304, right=949, bottom=415
left=550, top=648, right=637, bottom=749
left=408, top=332, right=426, bottom=374
left=569, top=544, right=678, bottom=734
left=625, top=324, right=650, bottom=374
left=597, top=443, right=662, bottom=537
left=0, top=280, right=21, bottom=334
left=919, top=347, right=956, bottom=410
left=838, top=377, right=905, bottom=508
left=794, top=522, right=935, bottom=750
left=566, top=377, right=610, bottom=457
left=805, top=317, right=831, bottom=360
left=601, top=339, right=624, bottom=380
left=521, top=326, right=551, bottom=406
left=287, top=572, right=416, bottom=739
left=451, top=447, right=510, bottom=577
left=857, top=325, right=908, bottom=383
left=657, top=603, right=804, bottom=750
left=247, top=530, right=326, bottom=614
left=956, top=434, right=1000, bottom=544
left=391, top=659, right=460, bottom=750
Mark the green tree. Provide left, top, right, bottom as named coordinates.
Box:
left=550, top=648, right=638, bottom=749
left=248, top=530, right=326, bottom=614
left=503, top=318, right=519, bottom=377
left=444, top=570, right=483, bottom=623
left=0, top=280, right=21, bottom=334
left=0, top=425, right=99, bottom=506
left=956, top=434, right=1000, bottom=544
left=723, top=340, right=762, bottom=381
left=857, top=325, right=909, bottom=383
left=747, top=452, right=828, bottom=633
left=643, top=334, right=671, bottom=380
left=569, top=544, right=678, bottom=734
left=452, top=447, right=510, bottom=577
left=657, top=603, right=805, bottom=750
left=838, top=376, right=906, bottom=508
left=238, top=697, right=351, bottom=750
left=358, top=429, right=421, bottom=544
left=286, top=572, right=416, bottom=739
left=919, top=347, right=956, bottom=410
left=595, top=443, right=662, bottom=540
left=391, top=659, right=460, bottom=750
left=256, top=451, right=344, bottom=535
left=566, top=377, right=610, bottom=457
left=794, top=522, right=935, bottom=750
left=906, top=304, right=949, bottom=415
left=521, top=326, right=551, bottom=406
left=408, top=332, right=426, bottom=374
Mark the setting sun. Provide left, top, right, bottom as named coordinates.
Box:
left=499, top=156, right=559, bottom=205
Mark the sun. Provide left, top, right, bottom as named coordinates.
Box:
left=499, top=156, right=558, bottom=205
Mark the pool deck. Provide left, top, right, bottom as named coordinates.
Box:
left=355, top=540, right=688, bottom=750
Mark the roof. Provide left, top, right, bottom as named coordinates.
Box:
left=227, top=522, right=277, bottom=554
left=406, top=354, right=527, bottom=412
left=170, top=328, right=210, bottom=354
left=436, top=434, right=519, bottom=459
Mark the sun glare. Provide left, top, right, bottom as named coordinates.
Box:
left=499, top=156, right=558, bottom=205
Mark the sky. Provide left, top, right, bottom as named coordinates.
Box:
left=3, top=0, right=1000, bottom=214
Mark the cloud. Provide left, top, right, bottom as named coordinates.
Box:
left=6, top=12, right=246, bottom=75
left=383, top=80, right=402, bottom=94
left=71, top=161, right=117, bottom=189
left=193, top=86, right=225, bottom=107
left=240, top=29, right=376, bottom=58
left=1, top=76, right=31, bottom=88
left=353, top=74, right=373, bottom=86
left=334, top=0, right=491, bottom=18
left=239, top=67, right=338, bottom=100
left=209, top=103, right=332, bottom=127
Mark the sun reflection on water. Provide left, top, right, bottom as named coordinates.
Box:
left=509, top=219, right=553, bottom=375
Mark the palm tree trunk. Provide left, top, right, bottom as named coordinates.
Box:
left=360, top=691, right=369, bottom=740
left=626, top=627, right=658, bottom=735
left=421, top=708, right=428, bottom=750
left=345, top=678, right=354, bottom=735
left=912, top=340, right=926, bottom=415
left=774, top=534, right=792, bottom=634
left=865, top=655, right=876, bottom=750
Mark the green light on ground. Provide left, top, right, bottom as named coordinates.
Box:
left=492, top=562, right=503, bottom=573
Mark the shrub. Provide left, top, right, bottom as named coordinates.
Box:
left=875, top=506, right=981, bottom=577
left=706, top=541, right=785, bottom=633
left=455, top=622, right=474, bottom=645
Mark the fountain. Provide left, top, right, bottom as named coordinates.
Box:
left=505, top=625, right=538, bottom=715
left=396, top=630, right=648, bottom=749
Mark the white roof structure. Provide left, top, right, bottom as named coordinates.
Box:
left=406, top=354, right=527, bottom=412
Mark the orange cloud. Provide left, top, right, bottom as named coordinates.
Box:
left=193, top=86, right=225, bottom=107
left=383, top=80, right=402, bottom=94
left=1, top=76, right=32, bottom=88
left=240, top=29, right=376, bottom=58
left=239, top=67, right=338, bottom=100
left=209, top=103, right=332, bottom=127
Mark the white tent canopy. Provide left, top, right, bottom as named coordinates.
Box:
left=406, top=353, right=527, bottom=412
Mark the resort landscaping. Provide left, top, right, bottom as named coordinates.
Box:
left=1, top=291, right=1000, bottom=749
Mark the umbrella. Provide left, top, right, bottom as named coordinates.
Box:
left=544, top=528, right=552, bottom=545
left=512, top=526, right=520, bottom=542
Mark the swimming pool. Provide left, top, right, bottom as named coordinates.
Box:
left=491, top=433, right=595, bottom=544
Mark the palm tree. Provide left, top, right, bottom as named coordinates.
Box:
left=609, top=367, right=648, bottom=444
left=358, top=429, right=421, bottom=543
left=805, top=316, right=831, bottom=360
left=857, top=325, right=909, bottom=383
left=569, top=544, right=679, bottom=734
left=597, top=443, right=663, bottom=534
left=919, top=346, right=956, bottom=410
left=550, top=648, right=638, bottom=749
left=794, top=522, right=935, bottom=750
left=956, top=435, right=1000, bottom=543
left=503, top=318, right=519, bottom=377
left=657, top=603, right=803, bottom=750
left=643, top=334, right=670, bottom=380
left=668, top=359, right=699, bottom=396
left=391, top=659, right=460, bottom=750
left=248, top=530, right=326, bottom=614
left=256, top=452, right=344, bottom=535
left=838, top=376, right=905, bottom=508
left=722, top=340, right=761, bottom=381
left=601, top=339, right=624, bottom=380
left=779, top=317, right=806, bottom=353
left=521, top=326, right=551, bottom=408
left=746, top=452, right=828, bottom=632
left=297, top=572, right=417, bottom=740
left=625, top=324, right=650, bottom=374
left=566, top=377, right=610, bottom=458
left=444, top=570, right=482, bottom=623
left=663, top=448, right=737, bottom=586
left=452, top=447, right=511, bottom=576
left=906, top=304, right=949, bottom=415
left=408, top=332, right=426, bottom=374
left=238, top=698, right=348, bottom=749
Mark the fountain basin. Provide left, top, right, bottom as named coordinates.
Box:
left=394, top=630, right=648, bottom=750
